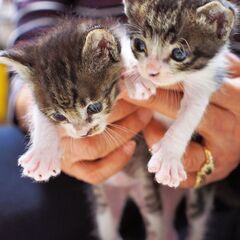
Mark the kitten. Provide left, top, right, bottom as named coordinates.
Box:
left=0, top=18, right=165, bottom=240
left=123, top=0, right=236, bottom=188
left=93, top=138, right=163, bottom=240
left=0, top=18, right=122, bottom=181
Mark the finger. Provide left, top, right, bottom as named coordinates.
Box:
left=61, top=108, right=152, bottom=161
left=107, top=99, right=138, bottom=123
left=183, top=142, right=206, bottom=173
left=180, top=155, right=239, bottom=188
left=205, top=160, right=239, bottom=185
left=226, top=53, right=240, bottom=77
left=198, top=103, right=236, bottom=140
left=180, top=173, right=196, bottom=188
left=143, top=118, right=166, bottom=147
left=211, top=78, right=240, bottom=115
left=61, top=140, right=136, bottom=184
left=122, top=88, right=182, bottom=119
left=180, top=168, right=234, bottom=188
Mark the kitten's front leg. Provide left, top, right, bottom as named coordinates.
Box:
left=148, top=83, right=215, bottom=187
left=18, top=105, right=61, bottom=181
left=125, top=73, right=157, bottom=100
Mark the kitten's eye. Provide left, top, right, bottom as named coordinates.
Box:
left=51, top=112, right=67, bottom=122
left=133, top=38, right=146, bottom=53
left=171, top=48, right=187, bottom=62
left=87, top=102, right=103, bottom=114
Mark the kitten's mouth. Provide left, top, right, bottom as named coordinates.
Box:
left=77, top=124, right=106, bottom=138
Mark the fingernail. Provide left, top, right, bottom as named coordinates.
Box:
left=137, top=108, right=151, bottom=123
left=122, top=141, right=136, bottom=155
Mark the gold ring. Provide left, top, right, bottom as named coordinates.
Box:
left=194, top=147, right=215, bottom=188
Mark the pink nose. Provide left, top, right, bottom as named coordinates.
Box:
left=75, top=126, right=89, bottom=134
left=147, top=59, right=160, bottom=77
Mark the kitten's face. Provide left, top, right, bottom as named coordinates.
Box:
left=0, top=21, right=122, bottom=138
left=124, top=0, right=235, bottom=86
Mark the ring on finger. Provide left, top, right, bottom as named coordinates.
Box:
left=194, top=147, right=215, bottom=188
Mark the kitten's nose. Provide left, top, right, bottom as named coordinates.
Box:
left=147, top=59, right=160, bottom=78
left=148, top=72, right=160, bottom=77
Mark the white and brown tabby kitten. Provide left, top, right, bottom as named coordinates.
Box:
left=123, top=0, right=236, bottom=188
left=0, top=18, right=122, bottom=181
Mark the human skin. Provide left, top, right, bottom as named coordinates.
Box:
left=123, top=53, right=240, bottom=188
left=15, top=54, right=240, bottom=186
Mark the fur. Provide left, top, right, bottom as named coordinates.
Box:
left=0, top=17, right=122, bottom=181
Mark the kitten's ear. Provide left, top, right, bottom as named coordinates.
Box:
left=0, top=48, right=33, bottom=80
left=122, top=0, right=140, bottom=17
left=196, top=1, right=236, bottom=40
left=122, top=0, right=140, bottom=6
left=122, top=0, right=138, bottom=5
left=83, top=28, right=121, bottom=63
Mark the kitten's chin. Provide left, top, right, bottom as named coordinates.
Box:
left=64, top=124, right=107, bottom=139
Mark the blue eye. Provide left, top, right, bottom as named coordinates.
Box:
left=87, top=102, right=103, bottom=114
left=171, top=48, right=187, bottom=62
left=52, top=112, right=67, bottom=122
left=133, top=38, right=146, bottom=53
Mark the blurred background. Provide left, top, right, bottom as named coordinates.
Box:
left=0, top=0, right=15, bottom=124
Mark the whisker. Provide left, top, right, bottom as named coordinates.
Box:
left=105, top=127, right=122, bottom=147
left=108, top=123, right=142, bottom=138
left=107, top=127, right=125, bottom=146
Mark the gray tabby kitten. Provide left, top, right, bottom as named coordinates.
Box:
left=123, top=0, right=236, bottom=188
left=0, top=18, right=164, bottom=240
left=0, top=18, right=122, bottom=181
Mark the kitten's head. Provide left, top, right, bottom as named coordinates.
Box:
left=124, top=0, right=236, bottom=86
left=0, top=20, right=122, bottom=138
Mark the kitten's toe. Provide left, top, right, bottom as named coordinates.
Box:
left=18, top=150, right=33, bottom=167
left=177, top=163, right=187, bottom=181
left=154, top=154, right=187, bottom=187
left=150, top=142, right=162, bottom=154
left=51, top=168, right=61, bottom=177
left=19, top=149, right=61, bottom=182
left=134, top=82, right=152, bottom=100
left=148, top=152, right=163, bottom=173
left=31, top=159, right=61, bottom=182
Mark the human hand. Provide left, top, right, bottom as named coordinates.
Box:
left=60, top=101, right=152, bottom=184
left=122, top=53, right=240, bottom=188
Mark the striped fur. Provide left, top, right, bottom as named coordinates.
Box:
left=125, top=0, right=236, bottom=73
left=93, top=138, right=164, bottom=240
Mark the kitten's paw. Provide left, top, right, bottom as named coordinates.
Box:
left=18, top=149, right=61, bottom=182
left=155, top=159, right=187, bottom=188
left=131, top=82, right=152, bottom=100
left=148, top=143, right=187, bottom=188
left=148, top=142, right=163, bottom=172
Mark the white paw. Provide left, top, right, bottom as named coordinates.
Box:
left=148, top=142, right=187, bottom=188
left=132, top=82, right=154, bottom=100
left=18, top=148, right=61, bottom=182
